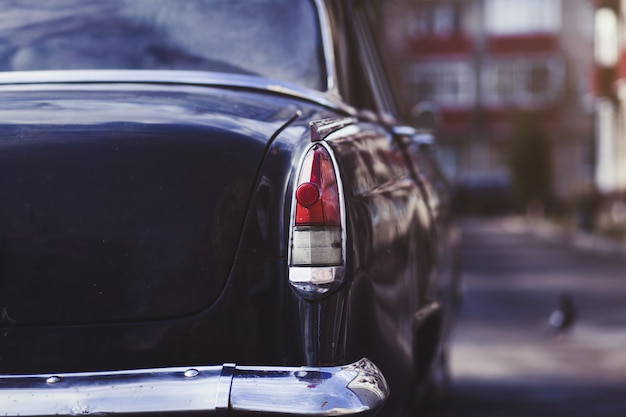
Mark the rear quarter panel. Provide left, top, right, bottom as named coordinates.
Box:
left=324, top=121, right=435, bottom=414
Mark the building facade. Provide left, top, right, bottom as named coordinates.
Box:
left=593, top=0, right=626, bottom=194
left=385, top=0, right=595, bottom=200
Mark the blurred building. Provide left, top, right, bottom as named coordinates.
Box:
left=593, top=0, right=626, bottom=194
left=384, top=0, right=595, bottom=199
left=587, top=0, right=626, bottom=232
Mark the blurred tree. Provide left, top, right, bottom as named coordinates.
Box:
left=507, top=112, right=553, bottom=214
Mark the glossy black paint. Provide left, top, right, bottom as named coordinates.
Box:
left=328, top=123, right=443, bottom=415
left=0, top=86, right=300, bottom=325
left=0, top=84, right=455, bottom=400
left=0, top=85, right=308, bottom=373
left=0, top=1, right=460, bottom=416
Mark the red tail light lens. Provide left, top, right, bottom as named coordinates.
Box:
left=294, top=145, right=340, bottom=226
left=295, top=182, right=321, bottom=208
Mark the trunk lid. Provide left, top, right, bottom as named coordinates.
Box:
left=0, top=85, right=296, bottom=325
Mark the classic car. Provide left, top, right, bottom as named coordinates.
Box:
left=0, top=0, right=461, bottom=416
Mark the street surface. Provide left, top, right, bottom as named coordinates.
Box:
left=425, top=217, right=626, bottom=417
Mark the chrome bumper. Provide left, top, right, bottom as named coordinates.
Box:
left=0, top=358, right=388, bottom=417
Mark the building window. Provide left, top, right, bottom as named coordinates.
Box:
left=485, top=0, right=561, bottom=35
left=412, top=2, right=462, bottom=37
left=482, top=57, right=563, bottom=107
left=594, top=7, right=619, bottom=67
left=409, top=61, right=474, bottom=107
left=528, top=65, right=550, bottom=95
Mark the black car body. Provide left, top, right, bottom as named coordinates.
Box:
left=0, top=1, right=461, bottom=416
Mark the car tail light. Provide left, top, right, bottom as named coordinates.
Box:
left=289, top=143, right=345, bottom=297
left=294, top=145, right=341, bottom=228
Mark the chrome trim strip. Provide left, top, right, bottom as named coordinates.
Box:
left=0, top=70, right=356, bottom=116
left=0, top=365, right=224, bottom=415
left=313, top=0, right=338, bottom=95
left=216, top=363, right=236, bottom=415
left=0, top=358, right=388, bottom=417
left=310, top=117, right=358, bottom=142
left=290, top=266, right=346, bottom=296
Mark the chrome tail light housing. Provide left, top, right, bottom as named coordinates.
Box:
left=289, top=142, right=346, bottom=298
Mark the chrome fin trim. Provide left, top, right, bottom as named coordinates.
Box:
left=310, top=117, right=358, bottom=142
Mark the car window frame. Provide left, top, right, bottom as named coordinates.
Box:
left=314, top=0, right=341, bottom=94
left=350, top=0, right=401, bottom=122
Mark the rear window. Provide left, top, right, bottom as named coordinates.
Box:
left=0, top=0, right=326, bottom=90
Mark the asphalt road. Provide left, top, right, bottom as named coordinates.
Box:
left=424, top=217, right=626, bottom=417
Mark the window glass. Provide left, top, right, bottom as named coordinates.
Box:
left=409, top=61, right=475, bottom=107
left=412, top=2, right=462, bottom=37
left=352, top=2, right=400, bottom=118
left=485, top=0, right=561, bottom=35
left=482, top=57, right=563, bottom=107
left=0, top=0, right=326, bottom=90
left=594, top=8, right=619, bottom=67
